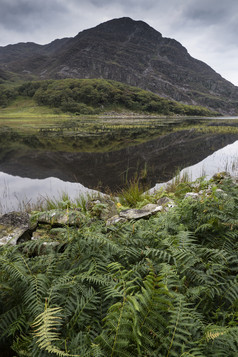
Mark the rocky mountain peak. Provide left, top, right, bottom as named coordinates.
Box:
left=93, top=16, right=162, bottom=38
left=73, top=16, right=163, bottom=47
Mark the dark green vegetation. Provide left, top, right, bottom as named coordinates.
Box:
left=0, top=78, right=218, bottom=116
left=0, top=175, right=237, bottom=356
left=0, top=86, right=17, bottom=107
left=17, top=79, right=217, bottom=116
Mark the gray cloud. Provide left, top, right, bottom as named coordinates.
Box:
left=183, top=0, right=238, bottom=24
left=0, top=0, right=237, bottom=85
left=0, top=0, right=67, bottom=31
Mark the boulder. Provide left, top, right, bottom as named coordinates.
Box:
left=106, top=215, right=127, bottom=226
left=184, top=192, right=199, bottom=199
left=119, top=203, right=163, bottom=220
left=157, top=197, right=175, bottom=211
left=0, top=211, right=32, bottom=245
left=86, top=198, right=118, bottom=220
left=212, top=172, right=230, bottom=182
left=36, top=209, right=85, bottom=227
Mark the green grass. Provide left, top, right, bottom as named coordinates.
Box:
left=0, top=97, right=59, bottom=116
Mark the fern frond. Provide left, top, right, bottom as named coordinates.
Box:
left=11, top=334, right=33, bottom=357
left=32, top=305, right=79, bottom=356
left=0, top=254, right=29, bottom=283
left=203, top=325, right=238, bottom=357
left=179, top=348, right=206, bottom=357
left=0, top=304, right=26, bottom=340
left=165, top=295, right=200, bottom=357
left=91, top=343, right=104, bottom=357
left=23, top=274, right=49, bottom=318
left=66, top=287, right=100, bottom=334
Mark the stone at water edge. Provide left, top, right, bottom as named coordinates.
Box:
left=119, top=204, right=163, bottom=220
left=36, top=209, right=86, bottom=226
left=86, top=197, right=118, bottom=220
left=156, top=197, right=175, bottom=211
left=0, top=211, right=33, bottom=245
left=106, top=215, right=127, bottom=226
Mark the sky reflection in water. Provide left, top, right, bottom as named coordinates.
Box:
left=0, top=174, right=98, bottom=213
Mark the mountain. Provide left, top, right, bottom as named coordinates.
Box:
left=0, top=17, right=238, bottom=114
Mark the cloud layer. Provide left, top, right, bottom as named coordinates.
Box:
left=0, top=0, right=237, bottom=85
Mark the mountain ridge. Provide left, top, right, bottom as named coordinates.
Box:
left=0, top=17, right=238, bottom=114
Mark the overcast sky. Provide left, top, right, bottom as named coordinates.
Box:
left=0, top=0, right=238, bottom=85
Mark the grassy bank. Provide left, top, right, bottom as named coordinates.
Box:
left=1, top=113, right=238, bottom=154
left=1, top=97, right=236, bottom=153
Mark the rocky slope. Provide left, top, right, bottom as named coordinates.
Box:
left=0, top=17, right=238, bottom=114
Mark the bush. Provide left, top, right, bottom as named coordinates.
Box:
left=14, top=78, right=218, bottom=116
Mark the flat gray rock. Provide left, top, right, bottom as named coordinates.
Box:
left=184, top=192, right=199, bottom=199
left=119, top=204, right=163, bottom=220
left=36, top=209, right=85, bottom=226
left=157, top=197, right=175, bottom=210
left=0, top=211, right=31, bottom=245
left=106, top=215, right=127, bottom=226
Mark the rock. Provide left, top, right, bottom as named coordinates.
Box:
left=157, top=197, right=175, bottom=211
left=142, top=203, right=163, bottom=213
left=32, top=230, right=45, bottom=240
left=36, top=209, right=85, bottom=226
left=86, top=198, right=118, bottom=220
left=106, top=215, right=127, bottom=226
left=215, top=188, right=227, bottom=197
left=31, top=230, right=60, bottom=254
left=198, top=188, right=212, bottom=196
left=212, top=172, right=231, bottom=183
left=119, top=204, right=163, bottom=220
left=184, top=192, right=199, bottom=199
left=0, top=211, right=32, bottom=245
left=157, top=197, right=171, bottom=205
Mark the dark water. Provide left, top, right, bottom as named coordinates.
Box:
left=1, top=118, right=238, bottom=212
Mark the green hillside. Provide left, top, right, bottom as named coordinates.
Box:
left=3, top=78, right=219, bottom=116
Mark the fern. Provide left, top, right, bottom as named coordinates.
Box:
left=165, top=295, right=202, bottom=357
left=134, top=266, right=171, bottom=355
left=23, top=274, right=49, bottom=319
left=32, top=305, right=79, bottom=356
left=0, top=304, right=26, bottom=341
left=202, top=325, right=238, bottom=356
left=0, top=176, right=238, bottom=356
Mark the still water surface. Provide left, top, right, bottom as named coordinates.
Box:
left=1, top=140, right=238, bottom=213
left=0, top=174, right=99, bottom=213
left=152, top=140, right=238, bottom=191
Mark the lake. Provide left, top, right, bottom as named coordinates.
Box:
left=0, top=116, right=238, bottom=213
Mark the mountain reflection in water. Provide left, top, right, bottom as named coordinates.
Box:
left=0, top=130, right=238, bottom=192
left=152, top=139, right=238, bottom=191
left=1, top=138, right=238, bottom=214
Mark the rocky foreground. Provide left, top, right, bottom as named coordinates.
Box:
left=0, top=171, right=235, bottom=246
